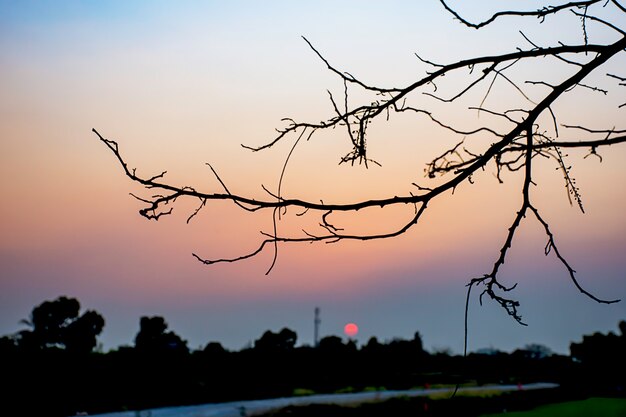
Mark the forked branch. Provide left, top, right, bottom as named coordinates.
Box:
left=93, top=1, right=625, bottom=328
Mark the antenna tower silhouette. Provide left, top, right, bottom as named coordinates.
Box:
left=314, top=307, right=321, bottom=347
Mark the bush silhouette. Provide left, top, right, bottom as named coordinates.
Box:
left=17, top=295, right=104, bottom=353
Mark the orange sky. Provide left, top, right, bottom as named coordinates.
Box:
left=1, top=1, right=625, bottom=354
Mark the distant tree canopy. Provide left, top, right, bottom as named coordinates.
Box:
left=570, top=320, right=626, bottom=364
left=134, top=315, right=189, bottom=354
left=202, top=341, right=228, bottom=356
left=1, top=296, right=625, bottom=417
left=17, top=296, right=104, bottom=353
left=513, top=343, right=554, bottom=360
left=362, top=332, right=427, bottom=361
left=569, top=320, right=626, bottom=387
left=253, top=327, right=298, bottom=352
left=318, top=335, right=353, bottom=353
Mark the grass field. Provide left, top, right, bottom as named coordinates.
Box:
left=481, top=397, right=626, bottom=417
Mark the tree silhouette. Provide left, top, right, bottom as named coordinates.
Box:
left=569, top=321, right=626, bottom=365
left=63, top=310, right=106, bottom=353
left=134, top=316, right=189, bottom=354
left=18, top=296, right=104, bottom=353
left=318, top=335, right=357, bottom=354
left=0, top=335, right=18, bottom=353
left=202, top=341, right=228, bottom=356
left=254, top=328, right=298, bottom=352
left=569, top=320, right=626, bottom=390
left=92, top=2, right=625, bottom=326
left=512, top=343, right=554, bottom=360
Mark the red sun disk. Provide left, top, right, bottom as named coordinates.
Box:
left=344, top=322, right=359, bottom=337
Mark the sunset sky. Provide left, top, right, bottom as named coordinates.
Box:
left=1, top=1, right=625, bottom=355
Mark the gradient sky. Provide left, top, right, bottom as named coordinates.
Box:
left=1, top=1, right=625, bottom=355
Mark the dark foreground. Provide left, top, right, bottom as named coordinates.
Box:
left=1, top=316, right=624, bottom=416
left=262, top=389, right=622, bottom=417
left=88, top=383, right=559, bottom=417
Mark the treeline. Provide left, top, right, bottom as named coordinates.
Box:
left=0, top=296, right=624, bottom=417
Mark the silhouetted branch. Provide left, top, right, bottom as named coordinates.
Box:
left=192, top=203, right=429, bottom=273
left=440, top=0, right=603, bottom=29
left=93, top=1, right=625, bottom=327
left=531, top=205, right=620, bottom=304
left=571, top=9, right=626, bottom=35
left=242, top=43, right=612, bottom=156
left=607, top=73, right=626, bottom=84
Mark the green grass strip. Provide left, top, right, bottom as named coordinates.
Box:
left=481, top=397, right=626, bottom=417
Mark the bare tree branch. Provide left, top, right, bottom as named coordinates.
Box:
left=439, top=0, right=603, bottom=29
left=93, top=1, right=625, bottom=333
